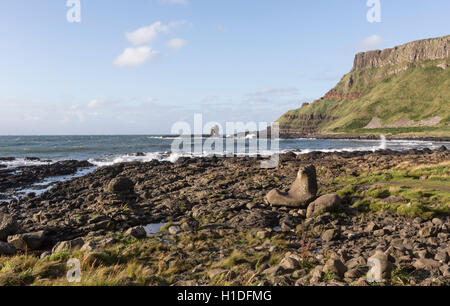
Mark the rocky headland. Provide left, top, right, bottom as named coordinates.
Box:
left=0, top=146, right=449, bottom=286
left=277, top=35, right=450, bottom=138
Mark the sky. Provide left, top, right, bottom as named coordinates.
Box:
left=0, top=0, right=449, bottom=135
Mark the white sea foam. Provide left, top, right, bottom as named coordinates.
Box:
left=0, top=158, right=53, bottom=169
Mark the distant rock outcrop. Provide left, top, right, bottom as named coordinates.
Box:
left=276, top=35, right=450, bottom=137
left=352, top=36, right=449, bottom=71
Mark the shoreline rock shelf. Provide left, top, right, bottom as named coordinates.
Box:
left=0, top=147, right=449, bottom=286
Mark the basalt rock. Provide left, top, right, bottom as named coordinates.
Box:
left=0, top=213, right=18, bottom=241
left=306, top=194, right=342, bottom=218
left=7, top=230, right=47, bottom=251
left=266, top=165, right=317, bottom=208
left=106, top=177, right=135, bottom=194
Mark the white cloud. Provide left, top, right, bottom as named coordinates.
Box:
left=355, top=35, right=384, bottom=51
left=160, top=0, right=188, bottom=5
left=165, top=38, right=188, bottom=50
left=113, top=46, right=158, bottom=67
left=87, top=98, right=121, bottom=109
left=145, top=97, right=156, bottom=105
left=125, top=21, right=185, bottom=45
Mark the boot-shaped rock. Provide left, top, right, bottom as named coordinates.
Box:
left=266, top=165, right=318, bottom=207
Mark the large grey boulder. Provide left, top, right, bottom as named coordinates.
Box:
left=7, top=230, right=47, bottom=251
left=0, top=213, right=18, bottom=241
left=306, top=194, right=342, bottom=218
left=266, top=165, right=318, bottom=208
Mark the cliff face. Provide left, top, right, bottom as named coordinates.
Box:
left=352, top=36, right=449, bottom=71
left=276, top=35, right=450, bottom=137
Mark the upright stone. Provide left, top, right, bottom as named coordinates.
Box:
left=266, top=165, right=318, bottom=208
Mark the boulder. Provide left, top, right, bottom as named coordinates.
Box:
left=0, top=241, right=16, bottom=256
left=306, top=194, right=342, bottom=218
left=266, top=165, right=317, bottom=208
left=322, top=228, right=339, bottom=242
left=7, top=230, right=47, bottom=251
left=52, top=237, right=85, bottom=254
left=106, top=177, right=134, bottom=194
left=323, top=258, right=347, bottom=278
left=125, top=226, right=147, bottom=239
left=0, top=213, right=18, bottom=241
left=413, top=258, right=441, bottom=270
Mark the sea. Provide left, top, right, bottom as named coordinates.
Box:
left=0, top=135, right=448, bottom=168
left=0, top=135, right=448, bottom=200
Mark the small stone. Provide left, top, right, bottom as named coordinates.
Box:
left=322, top=229, right=339, bottom=242
left=419, top=226, right=438, bottom=238
left=431, top=218, right=443, bottom=226
left=279, top=257, right=299, bottom=271
left=365, top=222, right=379, bottom=232
left=256, top=230, right=269, bottom=239
left=40, top=251, right=51, bottom=259
left=0, top=241, right=16, bottom=256
left=439, top=265, right=450, bottom=277
left=262, top=265, right=285, bottom=276
left=81, top=241, right=98, bottom=252
left=168, top=226, right=182, bottom=235
left=373, top=229, right=386, bottom=237
left=208, top=268, right=227, bottom=279
left=434, top=251, right=449, bottom=263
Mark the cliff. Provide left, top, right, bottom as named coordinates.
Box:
left=277, top=35, right=450, bottom=137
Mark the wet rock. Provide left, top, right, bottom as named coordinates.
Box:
left=0, top=241, right=16, bottom=255
left=7, top=230, right=47, bottom=251
left=125, top=226, right=147, bottom=239
left=306, top=194, right=342, bottom=218
left=0, top=213, right=18, bottom=241
left=0, top=157, right=15, bottom=161
left=266, top=165, right=317, bottom=207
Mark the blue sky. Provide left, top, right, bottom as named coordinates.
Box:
left=0, top=0, right=449, bottom=135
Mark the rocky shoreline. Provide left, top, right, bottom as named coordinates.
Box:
left=278, top=133, right=450, bottom=142
left=0, top=147, right=449, bottom=286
